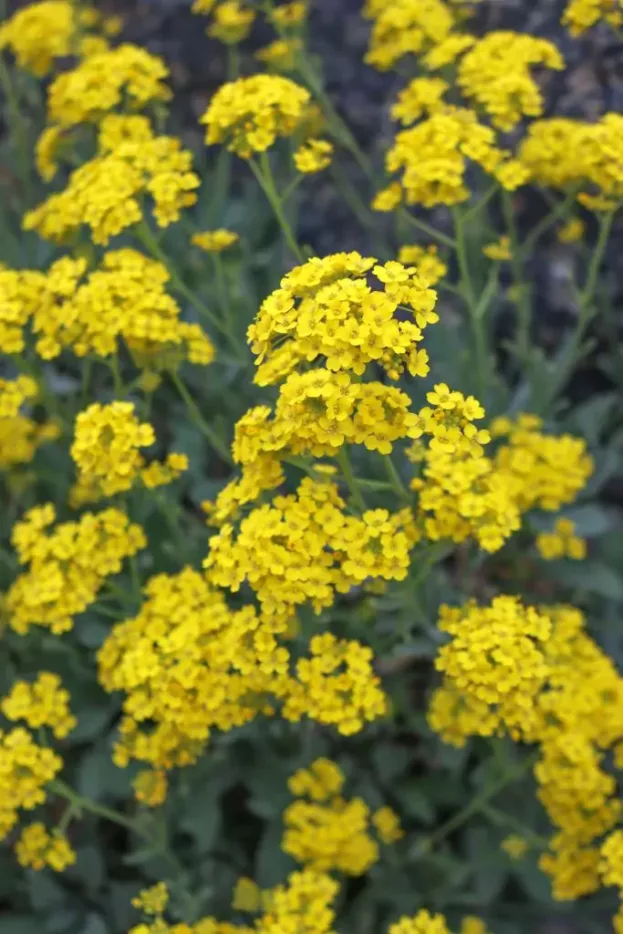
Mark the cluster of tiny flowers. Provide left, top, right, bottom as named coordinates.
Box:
left=454, top=32, right=564, bottom=131
left=201, top=75, right=311, bottom=158
left=429, top=597, right=552, bottom=742
left=388, top=910, right=490, bottom=934
left=2, top=672, right=76, bottom=739
left=192, top=0, right=256, bottom=44
left=363, top=0, right=456, bottom=72
left=536, top=518, right=587, bottom=560
left=0, top=375, right=59, bottom=472
left=430, top=602, right=623, bottom=905
left=0, top=728, right=62, bottom=841
left=600, top=831, right=623, bottom=932
left=519, top=114, right=623, bottom=211
left=133, top=769, right=168, bottom=807
left=70, top=401, right=187, bottom=503
left=398, top=245, right=448, bottom=285
left=283, top=758, right=403, bottom=874
left=562, top=0, right=622, bottom=35
left=0, top=1, right=120, bottom=76
left=4, top=249, right=214, bottom=368
left=6, top=504, right=146, bottom=635
left=24, top=116, right=199, bottom=244
left=15, top=823, right=76, bottom=872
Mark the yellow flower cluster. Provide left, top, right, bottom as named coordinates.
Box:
left=133, top=769, right=168, bottom=807
left=536, top=518, right=586, bottom=560
left=364, top=0, right=456, bottom=71
left=0, top=375, right=58, bottom=471
left=10, top=249, right=214, bottom=367
left=256, top=37, right=303, bottom=72
left=45, top=44, right=171, bottom=131
left=283, top=758, right=402, bottom=874
left=0, top=728, right=62, bottom=841
left=455, top=33, right=564, bottom=131
left=2, top=672, right=76, bottom=739
left=562, top=0, right=622, bottom=35
left=398, top=245, right=448, bottom=285
left=192, top=0, right=256, bottom=44
left=201, top=74, right=312, bottom=159
left=430, top=602, right=623, bottom=903
left=293, top=138, right=334, bottom=174
left=25, top=116, right=199, bottom=243
left=389, top=910, right=487, bottom=934
left=192, top=229, right=239, bottom=253
left=375, top=105, right=529, bottom=211
left=519, top=114, right=623, bottom=211
left=0, top=1, right=119, bottom=75
left=15, top=823, right=76, bottom=872
left=6, top=504, right=146, bottom=635
left=430, top=597, right=552, bottom=741
left=70, top=401, right=187, bottom=502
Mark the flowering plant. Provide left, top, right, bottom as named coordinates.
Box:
left=0, top=1, right=622, bottom=932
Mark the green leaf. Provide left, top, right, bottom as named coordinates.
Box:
left=79, top=916, right=108, bottom=934
left=549, top=561, right=623, bottom=602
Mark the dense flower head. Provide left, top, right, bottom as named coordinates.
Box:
left=293, top=138, right=334, bottom=174
left=256, top=37, right=303, bottom=72
left=600, top=831, right=623, bottom=890
left=288, top=759, right=345, bottom=802
left=2, top=673, right=76, bottom=739
left=388, top=910, right=451, bottom=934
left=0, top=375, right=37, bottom=418
left=205, top=476, right=418, bottom=619
left=133, top=882, right=170, bottom=916
left=490, top=414, right=593, bottom=512
left=192, top=0, right=256, bottom=44
left=455, top=32, right=564, bottom=131
left=375, top=107, right=530, bottom=211
left=247, top=253, right=436, bottom=386
left=98, top=567, right=293, bottom=769
left=0, top=728, right=62, bottom=841
left=519, top=114, right=623, bottom=211
left=0, top=1, right=74, bottom=75
left=15, top=823, right=76, bottom=872
left=200, top=75, right=311, bottom=159
left=24, top=119, right=199, bottom=244
left=0, top=376, right=58, bottom=471
left=133, top=769, right=168, bottom=807
left=283, top=793, right=380, bottom=875
left=364, top=0, right=456, bottom=71
left=398, top=245, right=448, bottom=285
left=16, top=248, right=214, bottom=367
left=431, top=597, right=552, bottom=741
left=391, top=77, right=450, bottom=126
left=562, top=0, right=622, bottom=35
left=255, top=869, right=339, bottom=934
left=6, top=504, right=146, bottom=635
left=45, top=44, right=171, bottom=130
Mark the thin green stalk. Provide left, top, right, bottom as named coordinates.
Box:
left=383, top=454, right=409, bottom=501
left=249, top=154, right=304, bottom=262
left=538, top=209, right=615, bottom=412
left=521, top=188, right=577, bottom=257
left=0, top=54, right=32, bottom=202
left=135, top=223, right=244, bottom=353
left=502, top=190, right=532, bottom=362
left=169, top=369, right=233, bottom=464
left=150, top=488, right=194, bottom=562
left=452, top=206, right=488, bottom=398
left=411, top=753, right=538, bottom=859
left=50, top=780, right=145, bottom=837
left=399, top=208, right=456, bottom=250
left=108, top=355, right=125, bottom=397
left=211, top=254, right=240, bottom=351
left=336, top=447, right=366, bottom=512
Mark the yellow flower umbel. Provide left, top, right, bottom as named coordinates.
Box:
left=7, top=504, right=146, bottom=635
left=0, top=728, right=62, bottom=842
left=293, top=138, right=334, bottom=174
left=562, top=0, right=622, bottom=35
left=364, top=0, right=456, bottom=72
left=557, top=217, right=585, bottom=243
left=192, top=0, right=256, bottom=44
left=133, top=769, right=168, bottom=807
left=192, top=229, right=239, bottom=252
left=24, top=118, right=199, bottom=244
left=483, top=236, right=512, bottom=261
left=2, top=673, right=76, bottom=739
left=519, top=114, right=623, bottom=211
left=0, top=1, right=75, bottom=75
left=455, top=32, right=564, bottom=131
left=282, top=758, right=402, bottom=875
left=15, top=823, right=76, bottom=872
left=200, top=74, right=311, bottom=159
left=45, top=45, right=171, bottom=130
left=536, top=518, right=587, bottom=560
left=0, top=376, right=59, bottom=471
left=388, top=909, right=451, bottom=934
left=398, top=245, right=448, bottom=286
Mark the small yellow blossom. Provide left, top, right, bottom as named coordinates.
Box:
left=2, top=673, right=76, bottom=739
left=15, top=823, right=76, bottom=872
left=192, top=229, right=239, bottom=252
left=483, top=235, right=512, bottom=261
left=536, top=518, right=587, bottom=560
left=133, top=882, right=170, bottom=916
left=558, top=218, right=585, bottom=243
left=373, top=806, right=404, bottom=844
left=133, top=769, right=168, bottom=807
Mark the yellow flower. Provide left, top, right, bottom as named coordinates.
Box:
left=557, top=218, right=585, bottom=243
left=15, top=823, right=76, bottom=872
left=483, top=235, right=512, bottom=261
left=562, top=0, right=622, bottom=35
left=269, top=1, right=308, bottom=27
left=208, top=1, right=255, bottom=44
left=0, top=1, right=75, bottom=75
left=133, top=769, right=168, bottom=807
left=398, top=245, right=447, bottom=286
left=536, top=518, right=587, bottom=561
left=232, top=877, right=263, bottom=913
left=2, top=673, right=76, bottom=739
left=192, top=229, right=240, bottom=252
left=373, top=806, right=404, bottom=844
left=388, top=909, right=451, bottom=934
left=133, top=882, right=169, bottom=916
left=200, top=75, right=311, bottom=159
left=502, top=834, right=529, bottom=860
left=293, top=138, right=334, bottom=174
left=0, top=728, right=63, bottom=842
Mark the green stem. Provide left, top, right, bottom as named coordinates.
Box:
left=383, top=454, right=409, bottom=502
left=135, top=223, right=244, bottom=353
left=411, top=753, right=538, bottom=859
left=538, top=209, right=614, bottom=412
left=169, top=369, right=233, bottom=464
left=502, top=189, right=532, bottom=362
left=50, top=780, right=145, bottom=838
left=249, top=154, right=305, bottom=262
left=520, top=188, right=578, bottom=257
left=336, top=447, right=366, bottom=512
left=452, top=206, right=488, bottom=399
left=0, top=54, right=32, bottom=202
left=399, top=208, right=456, bottom=250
